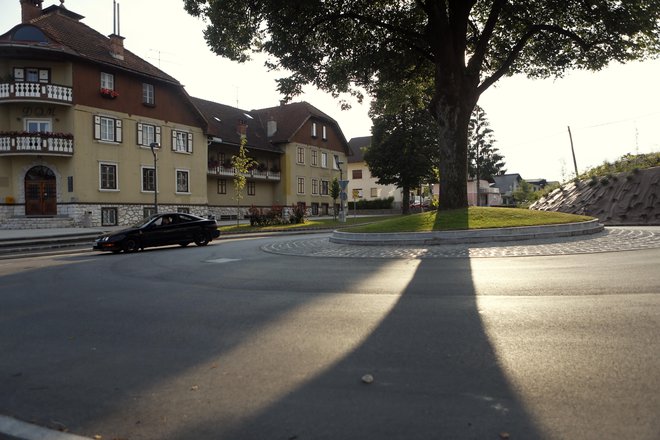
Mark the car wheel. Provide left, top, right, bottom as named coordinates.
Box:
left=194, top=233, right=209, bottom=246
left=179, top=242, right=190, bottom=247
left=123, top=238, right=140, bottom=253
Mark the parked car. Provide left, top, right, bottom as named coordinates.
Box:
left=93, top=212, right=220, bottom=253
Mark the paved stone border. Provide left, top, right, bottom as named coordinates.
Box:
left=330, top=219, right=603, bottom=245
left=261, top=227, right=660, bottom=259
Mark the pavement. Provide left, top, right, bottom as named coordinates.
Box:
left=1, top=222, right=659, bottom=440
left=0, top=218, right=659, bottom=260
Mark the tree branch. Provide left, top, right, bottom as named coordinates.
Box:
left=477, top=23, right=594, bottom=95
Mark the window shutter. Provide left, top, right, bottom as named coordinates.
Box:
left=93, top=115, right=101, bottom=139
left=155, top=126, right=161, bottom=145
left=137, top=123, right=143, bottom=145
left=115, top=119, right=122, bottom=143
left=187, top=132, right=193, bottom=153
left=172, top=130, right=177, bottom=151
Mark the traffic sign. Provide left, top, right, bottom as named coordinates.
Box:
left=339, top=180, right=349, bottom=190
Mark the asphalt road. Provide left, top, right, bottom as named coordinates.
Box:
left=0, top=233, right=658, bottom=440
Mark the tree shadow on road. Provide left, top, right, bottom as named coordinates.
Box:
left=0, top=245, right=542, bottom=439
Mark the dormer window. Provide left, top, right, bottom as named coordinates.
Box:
left=311, top=122, right=317, bottom=138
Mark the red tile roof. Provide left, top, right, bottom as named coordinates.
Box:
left=1, top=5, right=179, bottom=85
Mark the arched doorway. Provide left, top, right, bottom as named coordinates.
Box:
left=24, top=166, right=57, bottom=216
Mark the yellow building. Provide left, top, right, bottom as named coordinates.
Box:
left=0, top=1, right=351, bottom=227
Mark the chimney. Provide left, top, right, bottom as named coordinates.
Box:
left=237, top=119, right=248, bottom=138
left=267, top=117, right=277, bottom=137
left=109, top=1, right=124, bottom=59
left=20, top=0, right=43, bottom=23
left=109, top=34, right=125, bottom=60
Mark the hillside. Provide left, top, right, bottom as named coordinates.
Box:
left=530, top=166, right=659, bottom=225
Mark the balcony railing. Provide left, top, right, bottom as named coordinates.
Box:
left=0, top=132, right=74, bottom=156
left=208, top=166, right=281, bottom=181
left=0, top=82, right=73, bottom=104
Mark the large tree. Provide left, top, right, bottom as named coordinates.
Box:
left=184, top=0, right=660, bottom=209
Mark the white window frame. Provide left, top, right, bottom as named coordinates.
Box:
left=321, top=152, right=328, bottom=168
left=142, top=83, right=155, bottom=105
left=100, top=72, right=115, bottom=90
left=311, top=122, right=317, bottom=138
left=311, top=149, right=318, bottom=167
left=94, top=115, right=122, bottom=143
left=296, top=146, right=305, bottom=164
left=311, top=178, right=319, bottom=195
left=141, top=166, right=156, bottom=193
left=322, top=125, right=327, bottom=140
left=137, top=122, right=161, bottom=147
left=247, top=181, right=256, bottom=196
left=297, top=177, right=305, bottom=195
left=333, top=154, right=340, bottom=170
left=99, top=162, right=119, bottom=191
left=25, top=118, right=51, bottom=133
left=320, top=180, right=329, bottom=196
left=176, top=169, right=190, bottom=194
left=172, top=129, right=193, bottom=153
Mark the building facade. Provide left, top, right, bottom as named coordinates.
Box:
left=0, top=1, right=351, bottom=227
left=0, top=1, right=208, bottom=227
left=346, top=136, right=404, bottom=208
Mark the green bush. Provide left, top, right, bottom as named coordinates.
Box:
left=351, top=197, right=395, bottom=210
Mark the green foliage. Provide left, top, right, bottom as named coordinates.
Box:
left=231, top=136, right=258, bottom=225
left=468, top=106, right=506, bottom=180
left=185, top=0, right=660, bottom=209
left=576, top=152, right=660, bottom=181
left=512, top=180, right=539, bottom=208
left=351, top=197, right=395, bottom=210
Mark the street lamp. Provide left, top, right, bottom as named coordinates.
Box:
left=149, top=142, right=159, bottom=214
left=335, top=157, right=346, bottom=222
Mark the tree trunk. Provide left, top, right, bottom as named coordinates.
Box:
left=401, top=185, right=411, bottom=214
left=431, top=78, right=478, bottom=211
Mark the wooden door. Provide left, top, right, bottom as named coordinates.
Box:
left=24, top=166, right=57, bottom=216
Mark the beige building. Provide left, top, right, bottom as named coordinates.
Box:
left=0, top=1, right=208, bottom=227
left=347, top=136, right=404, bottom=209
left=0, top=1, right=351, bottom=227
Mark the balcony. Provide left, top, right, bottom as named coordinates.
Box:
left=0, top=132, right=74, bottom=156
left=208, top=166, right=281, bottom=181
left=0, top=82, right=73, bottom=104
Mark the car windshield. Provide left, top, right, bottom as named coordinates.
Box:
left=132, top=215, right=160, bottom=228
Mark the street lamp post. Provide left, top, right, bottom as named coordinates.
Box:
left=149, top=142, right=159, bottom=214
left=335, top=157, right=345, bottom=222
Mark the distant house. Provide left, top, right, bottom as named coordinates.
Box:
left=252, top=102, right=351, bottom=216
left=467, top=179, right=503, bottom=206
left=347, top=136, right=404, bottom=208
left=492, top=174, right=523, bottom=206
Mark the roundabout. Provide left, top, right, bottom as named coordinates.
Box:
left=261, top=226, right=660, bottom=259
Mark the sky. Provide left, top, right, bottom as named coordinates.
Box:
left=2, top=0, right=659, bottom=182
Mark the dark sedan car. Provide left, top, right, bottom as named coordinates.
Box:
left=93, top=212, right=220, bottom=253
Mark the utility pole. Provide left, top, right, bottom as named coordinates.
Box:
left=567, top=126, right=579, bottom=179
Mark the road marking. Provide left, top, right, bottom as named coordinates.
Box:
left=206, top=258, right=241, bottom=264
left=0, top=415, right=92, bottom=440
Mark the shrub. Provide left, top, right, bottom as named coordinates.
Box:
left=351, top=197, right=395, bottom=210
